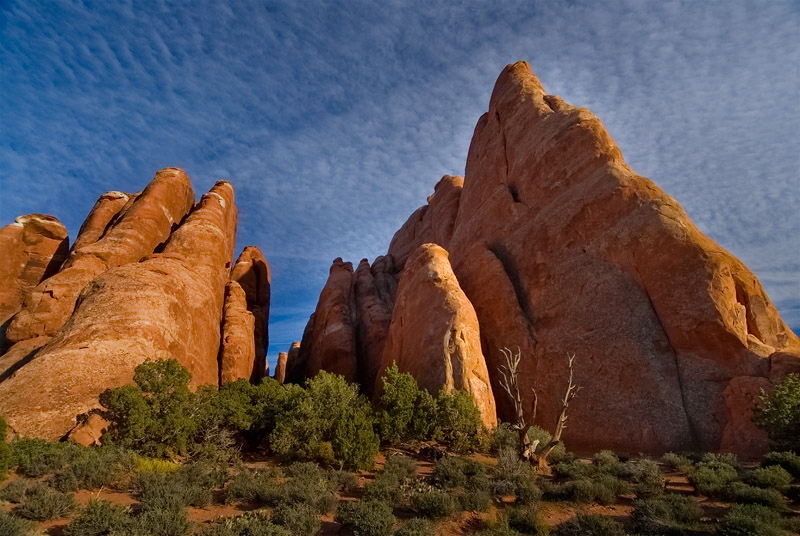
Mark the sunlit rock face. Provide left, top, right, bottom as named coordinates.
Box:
left=0, top=170, right=269, bottom=441
left=298, top=62, right=800, bottom=458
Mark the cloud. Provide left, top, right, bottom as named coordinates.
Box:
left=2, top=0, right=799, bottom=359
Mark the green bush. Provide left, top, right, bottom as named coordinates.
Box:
left=225, top=468, right=282, bottom=505
left=507, top=506, right=550, bottom=535
left=64, top=499, right=131, bottom=536
left=376, top=364, right=437, bottom=444
left=11, top=437, right=80, bottom=477
left=328, top=468, right=360, bottom=492
left=0, top=477, right=33, bottom=503
left=458, top=488, right=491, bottom=511
left=725, top=482, right=787, bottom=510
left=547, top=474, right=626, bottom=505
left=554, top=514, right=625, bottom=536
left=410, top=486, right=455, bottom=518
left=0, top=510, right=37, bottom=536
left=127, top=506, right=192, bottom=536
left=52, top=446, right=138, bottom=492
left=335, top=500, right=395, bottom=536
left=619, top=459, right=664, bottom=497
left=14, top=483, right=77, bottom=521
left=490, top=422, right=520, bottom=454
left=432, top=456, right=488, bottom=490
left=278, top=462, right=337, bottom=514
left=753, top=373, right=800, bottom=452
left=100, top=359, right=198, bottom=458
left=332, top=401, right=380, bottom=470
left=593, top=450, right=621, bottom=469
left=394, top=518, right=435, bottom=536
left=270, top=502, right=321, bottom=536
left=364, top=456, right=416, bottom=503
left=742, top=465, right=793, bottom=492
left=660, top=452, right=694, bottom=474
left=135, top=468, right=212, bottom=511
left=433, top=389, right=485, bottom=452
left=527, top=426, right=569, bottom=464
left=762, top=451, right=800, bottom=477
left=0, top=415, right=11, bottom=479
left=631, top=494, right=703, bottom=534
left=553, top=460, right=594, bottom=480
left=203, top=511, right=290, bottom=536
left=688, top=456, right=738, bottom=496
left=716, top=503, right=791, bottom=536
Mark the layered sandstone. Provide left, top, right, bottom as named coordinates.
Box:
left=377, top=244, right=497, bottom=427
left=0, top=215, right=69, bottom=331
left=219, top=281, right=257, bottom=384
left=6, top=169, right=195, bottom=343
left=0, top=180, right=237, bottom=439
left=231, top=246, right=271, bottom=381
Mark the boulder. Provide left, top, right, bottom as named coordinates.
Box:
left=0, top=180, right=236, bottom=440
left=219, top=281, right=256, bottom=384
left=376, top=243, right=497, bottom=427
left=6, top=169, right=195, bottom=343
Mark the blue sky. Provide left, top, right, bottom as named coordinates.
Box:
left=1, top=0, right=798, bottom=368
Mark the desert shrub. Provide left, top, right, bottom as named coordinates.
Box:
left=14, top=483, right=77, bottom=520
left=725, top=482, right=787, bottom=510
left=660, top=452, right=694, bottom=473
left=410, top=486, right=455, bottom=518
left=64, top=499, right=131, bottom=536
left=270, top=371, right=376, bottom=467
left=364, top=455, right=416, bottom=503
left=134, top=468, right=212, bottom=511
left=225, top=468, right=282, bottom=505
left=332, top=401, right=380, bottom=470
left=394, top=518, right=435, bottom=536
left=328, top=468, right=360, bottom=492
left=716, top=503, right=791, bottom=536
left=492, top=447, right=542, bottom=503
left=0, top=415, right=11, bottom=479
left=507, top=506, right=550, bottom=535
left=0, top=510, right=37, bottom=536
left=527, top=426, right=569, bottom=464
left=619, top=459, right=664, bottom=497
left=753, top=373, right=800, bottom=452
left=688, top=456, right=738, bottom=496
left=53, top=446, right=138, bottom=492
left=551, top=476, right=622, bottom=505
left=490, top=422, right=520, bottom=454
left=432, top=456, right=488, bottom=490
left=335, top=500, right=395, bottom=536
left=127, top=506, right=192, bottom=536
left=100, top=359, right=198, bottom=458
left=762, top=451, right=800, bottom=477
left=270, top=502, right=321, bottom=536
left=554, top=515, right=625, bottom=536
left=278, top=461, right=337, bottom=513
left=11, top=437, right=80, bottom=477
left=631, top=494, right=703, bottom=535
left=742, top=465, right=793, bottom=492
left=513, top=474, right=544, bottom=504
left=553, top=459, right=594, bottom=480
left=593, top=450, right=621, bottom=469
left=376, top=364, right=437, bottom=444
left=458, top=488, right=491, bottom=511
left=0, top=477, right=32, bottom=502
left=433, top=389, right=485, bottom=452
left=204, top=511, right=290, bottom=536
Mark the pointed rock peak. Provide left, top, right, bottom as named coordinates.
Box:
left=494, top=60, right=545, bottom=97
left=12, top=214, right=68, bottom=240
left=330, top=258, right=354, bottom=274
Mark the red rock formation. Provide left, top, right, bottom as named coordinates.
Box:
left=219, top=281, right=256, bottom=384
left=69, top=191, right=132, bottom=252
left=230, top=246, right=271, bottom=381
left=377, top=244, right=497, bottom=427
left=6, top=169, right=195, bottom=343
left=387, top=175, right=463, bottom=269
left=0, top=215, right=69, bottom=330
left=0, top=179, right=236, bottom=440
left=275, top=351, right=288, bottom=384
left=437, top=61, right=799, bottom=456
left=283, top=341, right=302, bottom=383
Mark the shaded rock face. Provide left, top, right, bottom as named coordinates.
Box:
left=231, top=246, right=271, bottom=381
left=294, top=256, right=397, bottom=396
left=6, top=168, right=195, bottom=343
left=0, top=171, right=269, bottom=440
left=0, top=215, right=69, bottom=333
left=299, top=62, right=799, bottom=458
left=219, top=281, right=256, bottom=385
left=378, top=244, right=497, bottom=427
